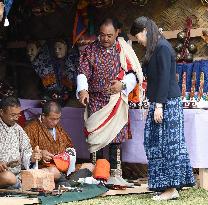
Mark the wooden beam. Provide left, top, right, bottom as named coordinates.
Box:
left=194, top=56, right=208, bottom=61
left=128, top=28, right=208, bottom=41
left=6, top=27, right=208, bottom=48
left=7, top=41, right=27, bottom=49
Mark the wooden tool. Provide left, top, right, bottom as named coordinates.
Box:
left=35, top=146, right=39, bottom=170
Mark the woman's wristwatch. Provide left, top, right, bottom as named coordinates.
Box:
left=155, top=103, right=163, bottom=108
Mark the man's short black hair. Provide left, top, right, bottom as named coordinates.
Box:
left=99, top=17, right=122, bottom=30
left=42, top=101, right=61, bottom=116
left=0, top=96, right=21, bottom=110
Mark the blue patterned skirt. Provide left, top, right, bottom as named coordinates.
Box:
left=144, top=97, right=195, bottom=191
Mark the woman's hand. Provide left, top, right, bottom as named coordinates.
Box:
left=154, top=107, right=163, bottom=123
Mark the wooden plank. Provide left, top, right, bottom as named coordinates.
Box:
left=128, top=28, right=208, bottom=41
left=0, top=197, right=39, bottom=205
left=103, top=184, right=150, bottom=196
left=194, top=56, right=208, bottom=61
left=6, top=28, right=208, bottom=48
left=7, top=41, right=27, bottom=49
left=199, top=168, right=208, bottom=190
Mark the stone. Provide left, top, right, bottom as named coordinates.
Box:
left=21, top=169, right=55, bottom=191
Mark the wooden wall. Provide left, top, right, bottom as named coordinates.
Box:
left=94, top=0, right=208, bottom=59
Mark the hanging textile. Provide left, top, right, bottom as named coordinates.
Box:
left=4, top=0, right=14, bottom=26
left=73, top=0, right=89, bottom=45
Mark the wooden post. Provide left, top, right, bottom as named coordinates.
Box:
left=199, top=168, right=208, bottom=190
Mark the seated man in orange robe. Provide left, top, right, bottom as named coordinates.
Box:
left=24, top=101, right=93, bottom=184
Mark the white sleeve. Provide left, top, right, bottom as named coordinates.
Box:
left=66, top=148, right=76, bottom=176
left=76, top=74, right=89, bottom=99
left=18, top=127, right=32, bottom=170
left=121, top=73, right=137, bottom=96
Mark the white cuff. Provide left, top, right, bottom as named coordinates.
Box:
left=23, top=154, right=32, bottom=170
left=66, top=148, right=76, bottom=176
left=76, top=74, right=88, bottom=99
left=121, top=73, right=137, bottom=96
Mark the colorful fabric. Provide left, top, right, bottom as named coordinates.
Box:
left=85, top=92, right=128, bottom=153
left=0, top=118, right=32, bottom=176
left=4, top=0, right=13, bottom=17
left=78, top=40, right=130, bottom=143
left=24, top=118, right=73, bottom=156
left=144, top=97, right=195, bottom=191
left=83, top=38, right=142, bottom=151
left=53, top=152, right=70, bottom=172
left=176, top=60, right=208, bottom=93
left=32, top=43, right=79, bottom=92
left=73, top=0, right=89, bottom=45
left=117, top=37, right=143, bottom=103
left=118, top=37, right=143, bottom=85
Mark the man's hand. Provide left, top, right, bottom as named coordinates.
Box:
left=31, top=146, right=42, bottom=163
left=41, top=150, right=54, bottom=162
left=154, top=107, right=163, bottom=123
left=78, top=90, right=89, bottom=106
left=107, top=80, right=123, bottom=95
left=0, top=161, right=8, bottom=172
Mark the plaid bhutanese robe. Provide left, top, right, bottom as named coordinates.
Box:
left=0, top=118, right=32, bottom=176
left=78, top=40, right=132, bottom=143
left=24, top=119, right=73, bottom=155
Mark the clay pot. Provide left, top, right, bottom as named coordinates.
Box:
left=188, top=43, right=197, bottom=54
left=177, top=31, right=186, bottom=43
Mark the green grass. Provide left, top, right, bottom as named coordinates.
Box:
left=61, top=188, right=208, bottom=205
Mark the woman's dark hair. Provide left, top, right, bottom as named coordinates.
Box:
left=130, top=16, right=163, bottom=64
left=0, top=96, right=20, bottom=110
